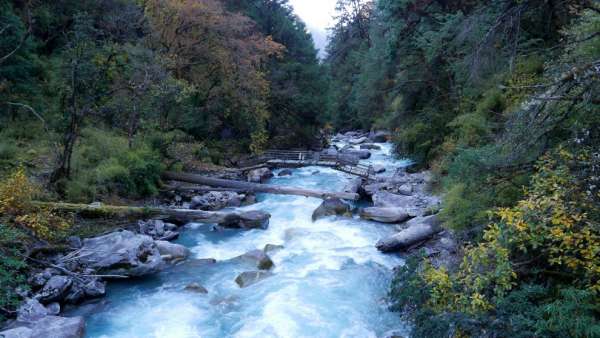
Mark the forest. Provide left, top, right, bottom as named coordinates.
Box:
left=1, top=0, right=599, bottom=337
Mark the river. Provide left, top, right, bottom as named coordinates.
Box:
left=72, top=143, right=411, bottom=338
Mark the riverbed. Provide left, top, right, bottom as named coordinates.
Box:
left=72, top=143, right=411, bottom=338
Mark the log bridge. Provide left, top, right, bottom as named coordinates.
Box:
left=243, top=150, right=374, bottom=180
left=163, top=171, right=360, bottom=201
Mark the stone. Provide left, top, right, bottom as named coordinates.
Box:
left=190, top=191, right=243, bottom=211
left=359, top=143, right=381, bottom=150
left=397, top=184, right=413, bottom=196
left=184, top=283, right=208, bottom=294
left=242, top=194, right=258, bottom=206
left=372, top=191, right=419, bottom=209
left=372, top=165, right=386, bottom=174
left=66, top=236, right=82, bottom=249
left=277, top=169, right=293, bottom=177
left=312, top=198, right=351, bottom=221
left=341, top=149, right=371, bottom=159
left=369, top=130, right=390, bottom=143
left=37, top=276, right=72, bottom=303
left=343, top=178, right=362, bottom=194
left=155, top=240, right=190, bottom=262
left=138, top=219, right=179, bottom=240
left=221, top=210, right=271, bottom=230
left=17, top=299, right=48, bottom=322
left=235, top=250, right=274, bottom=270
left=263, top=244, right=284, bottom=253
left=234, top=271, right=272, bottom=288
left=31, top=316, right=85, bottom=338
left=0, top=327, right=33, bottom=338
left=360, top=207, right=412, bottom=223
left=78, top=230, right=164, bottom=277
left=348, top=136, right=368, bottom=145
left=45, top=302, right=60, bottom=316
left=158, top=230, right=179, bottom=242
left=247, top=168, right=274, bottom=183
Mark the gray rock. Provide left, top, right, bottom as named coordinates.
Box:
left=360, top=143, right=381, bottom=150
left=17, top=299, right=48, bottom=322
left=263, top=244, right=284, bottom=253
left=78, top=231, right=164, bottom=277
left=341, top=149, right=371, bottom=159
left=372, top=191, right=419, bottom=209
left=31, top=316, right=85, bottom=338
left=397, top=184, right=413, bottom=196
left=360, top=207, right=412, bottom=223
left=348, top=136, right=368, bottom=145
left=343, top=178, right=362, bottom=194
left=242, top=194, right=257, bottom=206
left=0, top=327, right=33, bottom=338
left=372, top=165, right=386, bottom=174
left=277, top=169, right=293, bottom=177
left=37, top=276, right=72, bottom=303
left=234, top=250, right=274, bottom=270
left=221, top=210, right=271, bottom=230
left=45, top=303, right=60, bottom=316
left=66, top=236, right=82, bottom=249
left=83, top=280, right=106, bottom=299
left=369, top=130, right=390, bottom=143
left=247, top=168, right=273, bottom=183
left=234, top=271, right=273, bottom=288
left=190, top=191, right=243, bottom=211
left=138, top=220, right=179, bottom=240
left=158, top=230, right=179, bottom=242
left=312, top=198, right=351, bottom=221
left=155, top=240, right=190, bottom=262
left=184, top=283, right=208, bottom=294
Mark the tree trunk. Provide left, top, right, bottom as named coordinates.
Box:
left=162, top=171, right=360, bottom=200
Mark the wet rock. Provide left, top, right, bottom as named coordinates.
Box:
left=31, top=315, right=85, bottom=338
left=247, top=168, right=273, bottom=183
left=372, top=191, right=419, bottom=209
left=45, top=302, right=60, bottom=316
left=235, top=250, right=274, bottom=270
left=190, top=191, right=243, bottom=211
left=138, top=220, right=179, bottom=240
left=158, top=230, right=179, bottom=242
left=184, top=283, right=208, bottom=294
left=348, top=136, right=368, bottom=145
left=155, top=240, right=190, bottom=262
left=381, top=329, right=405, bottom=338
left=234, top=271, right=273, bottom=288
left=369, top=130, right=390, bottom=143
left=343, top=178, right=362, bottom=195
left=360, top=207, right=412, bottom=223
left=263, top=244, right=284, bottom=254
left=277, top=169, right=293, bottom=177
left=67, top=236, right=82, bottom=249
left=28, top=270, right=52, bottom=289
left=397, top=184, right=413, bottom=196
left=372, top=165, right=386, bottom=174
left=312, top=198, right=351, bottom=221
left=220, top=210, right=271, bottom=230
left=0, top=326, right=33, bottom=338
left=341, top=149, right=371, bottom=159
left=360, top=143, right=381, bottom=150
left=242, top=194, right=257, bottom=206
left=78, top=230, right=164, bottom=277
left=37, top=276, right=72, bottom=304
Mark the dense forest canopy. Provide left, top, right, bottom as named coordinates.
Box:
left=1, top=0, right=599, bottom=336
left=325, top=0, right=599, bottom=336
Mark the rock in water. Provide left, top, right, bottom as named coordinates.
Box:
left=155, top=240, right=190, bottom=262
left=277, top=169, right=293, bottom=177
left=341, top=149, right=371, bottom=159
left=190, top=191, right=243, bottom=210
left=37, top=276, right=72, bottom=303
left=17, top=299, right=48, bottom=322
left=0, top=316, right=86, bottom=338
left=369, top=130, right=390, bottom=143
left=372, top=191, right=418, bottom=209
left=221, top=210, right=271, bottom=229
left=263, top=244, right=284, bottom=253
left=234, top=250, right=274, bottom=270
left=359, top=143, right=381, bottom=150
left=234, top=271, right=272, bottom=288
left=247, top=168, right=273, bottom=183
left=184, top=283, right=208, bottom=294
left=360, top=207, right=412, bottom=223
left=312, top=198, right=351, bottom=221
left=78, top=230, right=163, bottom=277
left=348, top=136, right=368, bottom=145
left=372, top=165, right=386, bottom=174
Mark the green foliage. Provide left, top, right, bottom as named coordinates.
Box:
left=0, top=223, right=28, bottom=321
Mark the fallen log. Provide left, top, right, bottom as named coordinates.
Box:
left=163, top=171, right=360, bottom=201
left=375, top=215, right=442, bottom=252
left=33, top=202, right=270, bottom=228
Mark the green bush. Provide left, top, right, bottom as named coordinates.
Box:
left=0, top=140, right=18, bottom=160
left=0, top=224, right=28, bottom=322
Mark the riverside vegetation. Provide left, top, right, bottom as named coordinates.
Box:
left=1, top=0, right=599, bottom=337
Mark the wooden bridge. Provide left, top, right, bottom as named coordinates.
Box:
left=241, top=150, right=374, bottom=180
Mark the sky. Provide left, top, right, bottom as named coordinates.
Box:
left=289, top=0, right=338, bottom=58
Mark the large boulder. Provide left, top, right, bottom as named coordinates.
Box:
left=37, top=276, right=72, bottom=304
left=343, top=178, right=362, bottom=194
left=138, top=220, right=179, bottom=241
left=277, top=169, right=293, bottom=177
left=360, top=207, right=412, bottom=223
left=184, top=283, right=208, bottom=294
left=1, top=316, right=85, bottom=338
left=234, top=271, right=272, bottom=288
left=78, top=231, right=164, bottom=277
left=376, top=215, right=442, bottom=252
left=372, top=191, right=419, bottom=209
left=220, top=210, right=271, bottom=229
left=234, top=250, right=274, bottom=270
left=155, top=240, right=190, bottom=262
left=247, top=168, right=273, bottom=183
left=341, top=149, right=371, bottom=159
left=348, top=136, right=368, bottom=145
left=359, top=143, right=381, bottom=150
left=312, top=198, right=351, bottom=221
left=369, top=130, right=390, bottom=143
left=62, top=277, right=106, bottom=304
left=190, top=191, right=243, bottom=211
left=17, top=299, right=49, bottom=322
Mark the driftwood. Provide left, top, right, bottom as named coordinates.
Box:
left=163, top=171, right=360, bottom=201
left=33, top=202, right=264, bottom=225
left=376, top=223, right=442, bottom=252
